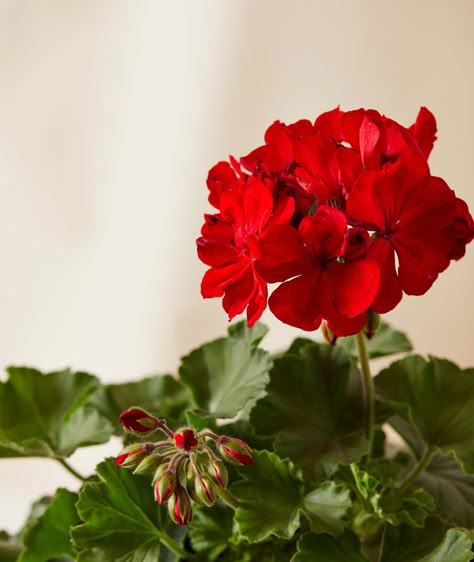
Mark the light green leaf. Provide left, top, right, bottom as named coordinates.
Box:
left=375, top=356, right=474, bottom=474
left=179, top=321, right=272, bottom=419
left=302, top=482, right=351, bottom=536
left=291, top=531, right=369, bottom=562
left=0, top=367, right=113, bottom=458
left=250, top=343, right=368, bottom=480
left=350, top=464, right=434, bottom=527
left=89, top=374, right=191, bottom=434
left=339, top=321, right=412, bottom=360
left=231, top=450, right=304, bottom=542
left=72, top=458, right=189, bottom=561
left=380, top=516, right=474, bottom=562
left=18, top=489, right=79, bottom=562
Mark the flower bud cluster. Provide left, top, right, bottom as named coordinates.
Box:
left=115, top=407, right=253, bottom=525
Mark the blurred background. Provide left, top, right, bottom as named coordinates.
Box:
left=0, top=0, right=473, bottom=533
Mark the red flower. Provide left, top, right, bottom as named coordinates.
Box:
left=173, top=429, right=198, bottom=451
left=264, top=205, right=380, bottom=334
left=347, top=165, right=456, bottom=313
left=197, top=176, right=294, bottom=326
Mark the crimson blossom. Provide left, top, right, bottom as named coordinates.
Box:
left=197, top=107, right=473, bottom=336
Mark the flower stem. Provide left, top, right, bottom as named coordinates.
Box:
left=216, top=486, right=240, bottom=509
left=56, top=458, right=87, bottom=482
left=159, top=532, right=195, bottom=559
left=355, top=331, right=374, bottom=460
left=398, top=446, right=435, bottom=492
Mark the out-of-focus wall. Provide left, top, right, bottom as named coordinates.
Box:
left=0, top=0, right=473, bottom=532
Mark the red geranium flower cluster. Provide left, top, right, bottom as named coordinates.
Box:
left=197, top=107, right=473, bottom=336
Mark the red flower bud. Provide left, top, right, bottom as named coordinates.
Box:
left=364, top=309, right=380, bottom=339
left=154, top=469, right=176, bottom=504
left=195, top=474, right=217, bottom=507
left=209, top=458, right=228, bottom=488
left=115, top=443, right=151, bottom=468
left=168, top=487, right=193, bottom=525
left=217, top=436, right=253, bottom=466
left=119, top=408, right=160, bottom=435
left=322, top=321, right=338, bottom=346
left=173, top=429, right=198, bottom=451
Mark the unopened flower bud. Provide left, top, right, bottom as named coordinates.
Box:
left=217, top=436, right=253, bottom=466
left=115, top=443, right=151, bottom=468
left=119, top=408, right=160, bottom=435
left=195, top=474, right=217, bottom=507
left=364, top=309, right=381, bottom=339
left=133, top=452, right=163, bottom=475
left=209, top=458, right=228, bottom=488
left=154, top=469, right=176, bottom=504
left=168, top=487, right=193, bottom=525
left=322, top=321, right=338, bottom=346
left=173, top=428, right=198, bottom=451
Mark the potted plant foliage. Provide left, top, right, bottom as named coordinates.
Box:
left=1, top=106, right=474, bottom=561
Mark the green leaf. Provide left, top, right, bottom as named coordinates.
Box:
left=179, top=321, right=272, bottom=419
left=380, top=516, right=474, bottom=562
left=188, top=501, right=234, bottom=561
left=375, top=355, right=474, bottom=474
left=72, top=458, right=188, bottom=561
left=302, top=482, right=351, bottom=536
left=18, top=488, right=79, bottom=562
left=0, top=367, right=113, bottom=458
left=0, top=531, right=21, bottom=562
left=291, top=531, right=369, bottom=562
left=415, top=454, right=474, bottom=529
left=338, top=321, right=413, bottom=359
left=250, top=343, right=368, bottom=480
left=349, top=464, right=434, bottom=527
left=89, top=374, right=191, bottom=434
left=231, top=450, right=304, bottom=542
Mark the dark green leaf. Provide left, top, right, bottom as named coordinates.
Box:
left=291, top=531, right=369, bottom=562
left=415, top=454, right=474, bottom=528
left=380, top=516, right=474, bottom=562
left=18, top=489, right=79, bottom=562
left=72, top=458, right=188, bottom=561
left=231, top=450, right=304, bottom=542
left=338, top=321, right=412, bottom=360
left=0, top=367, right=113, bottom=458
left=188, top=501, right=234, bottom=561
left=89, top=375, right=191, bottom=434
left=375, top=356, right=474, bottom=474
left=250, top=343, right=368, bottom=480
left=179, top=322, right=272, bottom=419
left=302, top=482, right=351, bottom=536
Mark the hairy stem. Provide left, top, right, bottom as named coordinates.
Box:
left=398, top=446, right=435, bottom=492
left=355, top=331, right=374, bottom=460
left=56, top=458, right=87, bottom=482
left=159, top=532, right=195, bottom=559
left=216, top=486, right=240, bottom=509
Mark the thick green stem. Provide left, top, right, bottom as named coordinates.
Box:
left=398, top=446, right=435, bottom=492
left=216, top=486, right=240, bottom=509
left=355, top=331, right=375, bottom=460
left=0, top=540, right=21, bottom=561
left=56, top=458, right=87, bottom=482
left=159, top=532, right=195, bottom=559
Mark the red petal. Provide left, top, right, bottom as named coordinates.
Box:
left=269, top=274, right=323, bottom=331
left=408, top=107, right=437, bottom=159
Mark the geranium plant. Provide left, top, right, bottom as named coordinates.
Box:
left=1, top=107, right=474, bottom=562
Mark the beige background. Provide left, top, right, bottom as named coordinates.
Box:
left=0, top=0, right=473, bottom=532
